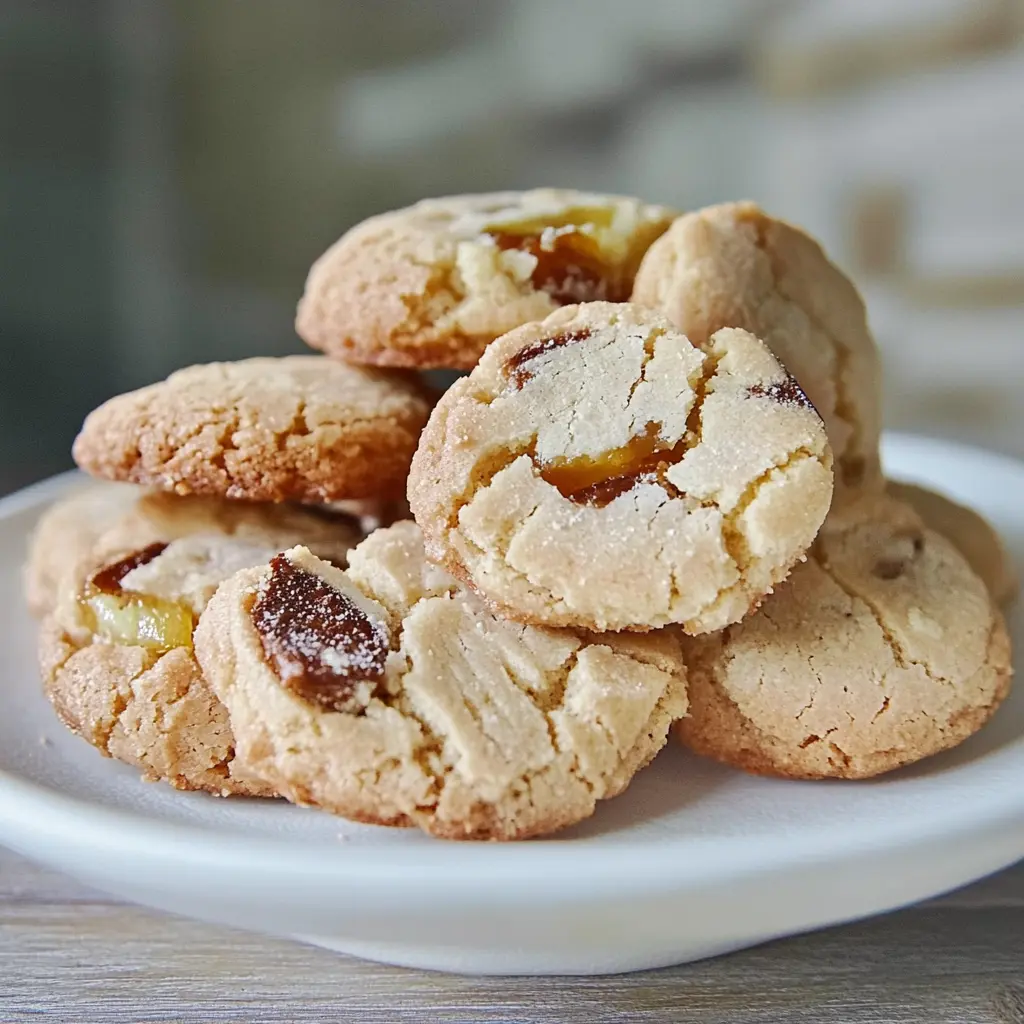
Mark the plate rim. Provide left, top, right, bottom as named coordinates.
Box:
left=2, top=433, right=1022, bottom=895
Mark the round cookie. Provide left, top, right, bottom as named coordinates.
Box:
left=194, top=521, right=688, bottom=840
left=632, top=201, right=882, bottom=496
left=72, top=356, right=433, bottom=503
left=408, top=301, right=834, bottom=634
left=24, top=480, right=137, bottom=617
left=886, top=479, right=1018, bottom=606
left=42, top=492, right=362, bottom=795
left=676, top=493, right=1013, bottom=779
left=296, top=189, right=676, bottom=369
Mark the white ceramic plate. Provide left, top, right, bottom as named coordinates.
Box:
left=1, top=433, right=1022, bottom=976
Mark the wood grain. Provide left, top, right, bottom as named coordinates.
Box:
left=1, top=848, right=1022, bottom=1023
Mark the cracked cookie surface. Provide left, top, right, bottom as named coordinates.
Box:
left=632, top=201, right=882, bottom=497
left=676, top=493, right=1013, bottom=778
left=296, top=189, right=676, bottom=369
left=24, top=481, right=137, bottom=617
left=41, top=492, right=362, bottom=795
left=886, top=480, right=1018, bottom=607
left=194, top=521, right=688, bottom=840
left=72, top=356, right=433, bottom=503
left=408, top=302, right=834, bottom=634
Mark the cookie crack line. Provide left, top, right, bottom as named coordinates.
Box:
left=684, top=344, right=721, bottom=456
left=812, top=553, right=955, bottom=690
left=871, top=695, right=891, bottom=723
left=397, top=639, right=591, bottom=825
left=537, top=337, right=720, bottom=508
left=443, top=325, right=722, bottom=554
left=106, top=648, right=234, bottom=781
left=536, top=649, right=582, bottom=772
left=494, top=354, right=723, bottom=621
left=752, top=225, right=866, bottom=484
left=685, top=656, right=784, bottom=766
left=799, top=726, right=838, bottom=749
left=53, top=630, right=159, bottom=752
left=681, top=446, right=819, bottom=629
left=443, top=438, right=538, bottom=540
left=104, top=655, right=150, bottom=751
left=279, top=400, right=310, bottom=448
left=623, top=327, right=663, bottom=414
left=133, top=412, right=228, bottom=482
left=514, top=646, right=635, bottom=806
left=720, top=446, right=819, bottom=571
left=497, top=496, right=547, bottom=568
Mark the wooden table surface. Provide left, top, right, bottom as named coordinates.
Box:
left=1, top=849, right=1021, bottom=1023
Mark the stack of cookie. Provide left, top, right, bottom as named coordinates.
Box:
left=26, top=189, right=1015, bottom=840
left=27, top=358, right=432, bottom=795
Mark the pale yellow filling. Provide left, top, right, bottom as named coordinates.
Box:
left=80, top=591, right=195, bottom=653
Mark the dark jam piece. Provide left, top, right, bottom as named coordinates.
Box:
left=746, top=377, right=815, bottom=411
left=489, top=228, right=627, bottom=305
left=504, top=329, right=592, bottom=390
left=252, top=555, right=387, bottom=713
left=89, top=542, right=169, bottom=594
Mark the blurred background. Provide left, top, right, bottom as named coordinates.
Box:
left=2, top=0, right=1023, bottom=494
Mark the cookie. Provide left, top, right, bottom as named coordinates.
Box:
left=41, top=492, right=362, bottom=795
left=886, top=480, right=1018, bottom=606
left=408, top=302, right=834, bottom=634
left=194, top=521, right=688, bottom=840
left=296, top=189, right=676, bottom=369
left=632, top=201, right=882, bottom=495
left=676, top=493, right=1013, bottom=779
left=72, top=356, right=433, bottom=503
left=24, top=481, right=136, bottom=617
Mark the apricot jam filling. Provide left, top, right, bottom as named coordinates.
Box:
left=489, top=227, right=623, bottom=304
left=79, top=542, right=195, bottom=653
left=539, top=425, right=689, bottom=508
left=483, top=207, right=664, bottom=305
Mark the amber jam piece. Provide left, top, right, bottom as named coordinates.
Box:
left=504, top=328, right=592, bottom=390
left=80, top=542, right=195, bottom=653
left=252, top=555, right=387, bottom=714
left=489, top=226, right=627, bottom=305
left=540, top=424, right=689, bottom=508
left=484, top=204, right=668, bottom=305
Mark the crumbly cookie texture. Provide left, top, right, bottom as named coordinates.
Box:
left=676, top=493, right=1013, bottom=779
left=296, top=189, right=677, bottom=369
left=42, top=493, right=362, bottom=796
left=408, top=302, right=834, bottom=634
left=39, top=616, right=270, bottom=796
left=886, top=480, right=1018, bottom=607
left=23, top=481, right=137, bottom=617
left=194, top=522, right=688, bottom=840
left=72, top=356, right=433, bottom=503
left=632, top=201, right=882, bottom=496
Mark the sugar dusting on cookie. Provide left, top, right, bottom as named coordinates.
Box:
left=252, top=554, right=387, bottom=714
left=746, top=377, right=815, bottom=411
left=504, top=328, right=592, bottom=390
